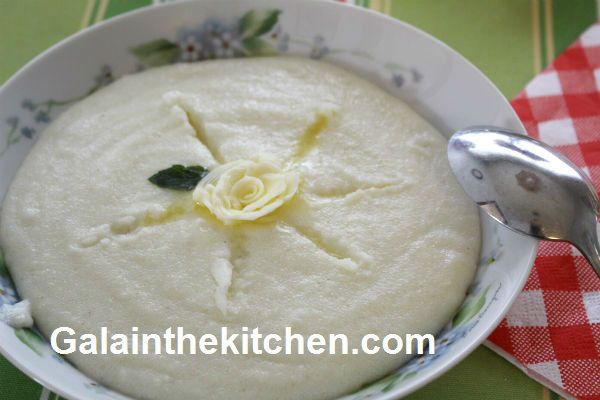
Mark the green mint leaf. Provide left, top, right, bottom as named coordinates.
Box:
left=148, top=165, right=209, bottom=191
left=239, top=9, right=281, bottom=39
left=130, top=39, right=180, bottom=67
left=242, top=37, right=277, bottom=56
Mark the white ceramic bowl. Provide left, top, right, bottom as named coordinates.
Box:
left=0, top=1, right=539, bottom=399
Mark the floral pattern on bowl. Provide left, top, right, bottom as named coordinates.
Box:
left=2, top=9, right=421, bottom=160
left=129, top=9, right=421, bottom=91
left=1, top=66, right=114, bottom=157
left=0, top=2, right=537, bottom=400
left=343, top=258, right=503, bottom=399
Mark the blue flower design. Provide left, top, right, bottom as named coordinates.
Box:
left=310, top=35, right=329, bottom=59
left=394, top=325, right=469, bottom=378
left=20, top=126, right=35, bottom=139
left=21, top=99, right=35, bottom=111
left=0, top=281, right=18, bottom=306
left=202, top=19, right=227, bottom=37
left=411, top=68, right=423, bottom=83
left=392, top=73, right=405, bottom=88
left=180, top=35, right=204, bottom=62
left=176, top=19, right=244, bottom=61
left=436, top=326, right=470, bottom=351
left=390, top=67, right=423, bottom=89
left=211, top=30, right=242, bottom=58
left=34, top=111, right=50, bottom=124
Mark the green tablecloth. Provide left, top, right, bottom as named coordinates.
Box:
left=0, top=0, right=596, bottom=399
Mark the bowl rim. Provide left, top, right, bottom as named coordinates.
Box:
left=0, top=1, right=540, bottom=399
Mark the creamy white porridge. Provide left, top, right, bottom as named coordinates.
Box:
left=0, top=57, right=480, bottom=400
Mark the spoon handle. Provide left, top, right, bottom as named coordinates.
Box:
left=573, top=223, right=600, bottom=279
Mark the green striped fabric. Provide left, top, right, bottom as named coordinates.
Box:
left=0, top=1, right=596, bottom=399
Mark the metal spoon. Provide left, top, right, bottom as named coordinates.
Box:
left=448, top=126, right=600, bottom=278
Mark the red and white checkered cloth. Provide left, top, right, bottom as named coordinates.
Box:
left=486, top=23, right=600, bottom=400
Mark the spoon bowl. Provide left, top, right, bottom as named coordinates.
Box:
left=448, top=126, right=600, bottom=278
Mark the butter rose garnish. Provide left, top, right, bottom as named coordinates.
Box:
left=193, top=155, right=299, bottom=225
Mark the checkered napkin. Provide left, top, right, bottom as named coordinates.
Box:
left=485, top=23, right=600, bottom=400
